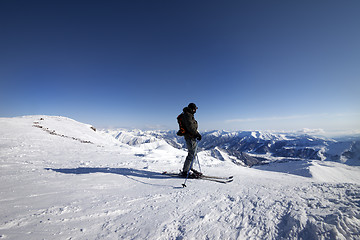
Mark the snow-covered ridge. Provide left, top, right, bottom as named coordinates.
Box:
left=3, top=115, right=358, bottom=169
left=33, top=117, right=94, bottom=144
left=107, top=128, right=360, bottom=167
left=23, top=116, right=358, bottom=167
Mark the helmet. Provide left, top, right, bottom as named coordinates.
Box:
left=188, top=103, right=198, bottom=110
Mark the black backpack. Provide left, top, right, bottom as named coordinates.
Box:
left=176, top=113, right=186, bottom=136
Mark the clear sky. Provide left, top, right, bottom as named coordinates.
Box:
left=1, top=1, right=359, bottom=136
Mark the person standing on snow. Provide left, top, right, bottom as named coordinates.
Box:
left=178, top=103, right=202, bottom=177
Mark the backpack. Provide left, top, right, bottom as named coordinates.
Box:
left=176, top=113, right=186, bottom=136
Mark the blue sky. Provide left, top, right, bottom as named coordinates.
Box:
left=1, top=1, right=359, bottom=136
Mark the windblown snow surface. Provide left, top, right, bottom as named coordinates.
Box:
left=0, top=116, right=359, bottom=240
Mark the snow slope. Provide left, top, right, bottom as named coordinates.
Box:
left=0, top=116, right=360, bottom=239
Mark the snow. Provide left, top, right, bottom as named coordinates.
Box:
left=1, top=116, right=360, bottom=239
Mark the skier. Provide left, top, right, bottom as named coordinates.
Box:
left=179, top=103, right=202, bottom=177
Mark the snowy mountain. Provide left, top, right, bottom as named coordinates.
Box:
left=1, top=116, right=359, bottom=239
left=106, top=128, right=360, bottom=167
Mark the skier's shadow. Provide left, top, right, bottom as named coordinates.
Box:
left=46, top=167, right=171, bottom=179
left=45, top=167, right=186, bottom=189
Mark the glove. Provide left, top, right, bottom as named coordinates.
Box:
left=196, top=133, right=202, bottom=141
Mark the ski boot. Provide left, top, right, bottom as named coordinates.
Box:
left=190, top=168, right=203, bottom=178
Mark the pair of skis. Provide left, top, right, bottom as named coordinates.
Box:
left=162, top=171, right=233, bottom=185
left=174, top=140, right=233, bottom=187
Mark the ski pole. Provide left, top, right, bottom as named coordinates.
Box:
left=182, top=141, right=198, bottom=188
left=196, top=151, right=202, bottom=174
left=195, top=139, right=202, bottom=173
left=190, top=140, right=202, bottom=175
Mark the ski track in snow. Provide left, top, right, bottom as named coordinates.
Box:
left=0, top=116, right=360, bottom=240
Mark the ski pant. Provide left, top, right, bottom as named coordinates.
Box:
left=183, top=137, right=197, bottom=173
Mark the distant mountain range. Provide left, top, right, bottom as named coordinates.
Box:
left=104, top=129, right=360, bottom=167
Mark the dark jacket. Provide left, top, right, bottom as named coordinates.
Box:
left=182, top=107, right=200, bottom=139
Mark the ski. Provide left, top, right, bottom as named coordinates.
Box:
left=162, top=171, right=233, bottom=184
left=200, top=177, right=233, bottom=184
left=189, top=168, right=233, bottom=180
left=162, top=171, right=233, bottom=180
left=162, top=172, right=184, bottom=177
left=201, top=175, right=233, bottom=180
